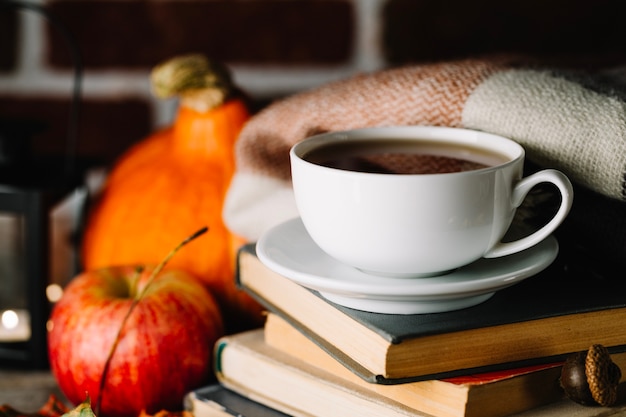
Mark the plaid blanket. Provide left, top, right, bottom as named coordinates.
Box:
left=223, top=57, right=626, bottom=241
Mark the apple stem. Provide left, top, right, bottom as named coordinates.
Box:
left=134, top=226, right=209, bottom=301
left=128, top=266, right=145, bottom=300
left=94, top=226, right=209, bottom=416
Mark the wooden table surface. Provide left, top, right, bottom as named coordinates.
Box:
left=3, top=370, right=626, bottom=416
left=0, top=370, right=70, bottom=413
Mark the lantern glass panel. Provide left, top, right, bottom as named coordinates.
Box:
left=0, top=212, right=30, bottom=343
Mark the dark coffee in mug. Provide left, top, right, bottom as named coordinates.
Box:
left=302, top=139, right=510, bottom=174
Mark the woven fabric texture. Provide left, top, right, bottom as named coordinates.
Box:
left=223, top=57, right=626, bottom=241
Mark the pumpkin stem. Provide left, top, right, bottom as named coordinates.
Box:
left=94, top=226, right=209, bottom=417
left=151, top=54, right=234, bottom=112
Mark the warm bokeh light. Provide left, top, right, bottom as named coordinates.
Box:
left=0, top=309, right=31, bottom=341
left=1, top=310, right=18, bottom=330
left=46, top=284, right=64, bottom=303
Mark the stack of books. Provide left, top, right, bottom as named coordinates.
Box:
left=185, top=240, right=626, bottom=417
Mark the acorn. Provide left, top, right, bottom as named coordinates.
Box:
left=560, top=344, right=622, bottom=406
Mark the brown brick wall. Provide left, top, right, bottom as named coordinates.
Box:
left=46, top=1, right=354, bottom=69
left=0, top=8, right=18, bottom=72
left=0, top=96, right=151, bottom=165
left=1, top=0, right=626, bottom=169
left=383, top=0, right=626, bottom=67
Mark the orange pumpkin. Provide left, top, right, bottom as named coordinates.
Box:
left=81, top=55, right=264, bottom=333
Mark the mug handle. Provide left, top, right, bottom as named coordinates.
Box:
left=484, top=169, right=573, bottom=258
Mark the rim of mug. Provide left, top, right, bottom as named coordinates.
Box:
left=290, top=125, right=524, bottom=177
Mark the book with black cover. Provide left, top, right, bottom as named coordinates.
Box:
left=236, top=240, right=626, bottom=383
left=184, top=383, right=289, bottom=417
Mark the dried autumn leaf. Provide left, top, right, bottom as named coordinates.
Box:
left=138, top=411, right=194, bottom=417
left=61, top=396, right=95, bottom=417
left=0, top=394, right=69, bottom=417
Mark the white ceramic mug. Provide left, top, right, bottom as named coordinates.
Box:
left=290, top=126, right=573, bottom=278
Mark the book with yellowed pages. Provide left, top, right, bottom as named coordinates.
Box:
left=210, top=327, right=626, bottom=417
left=214, top=329, right=421, bottom=417
left=236, top=243, right=626, bottom=383
left=265, top=312, right=626, bottom=417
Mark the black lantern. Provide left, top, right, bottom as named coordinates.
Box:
left=0, top=121, right=87, bottom=369
left=0, top=1, right=85, bottom=369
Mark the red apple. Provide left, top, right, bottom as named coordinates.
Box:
left=47, top=265, right=224, bottom=417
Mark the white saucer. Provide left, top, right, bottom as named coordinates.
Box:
left=256, top=217, right=559, bottom=314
